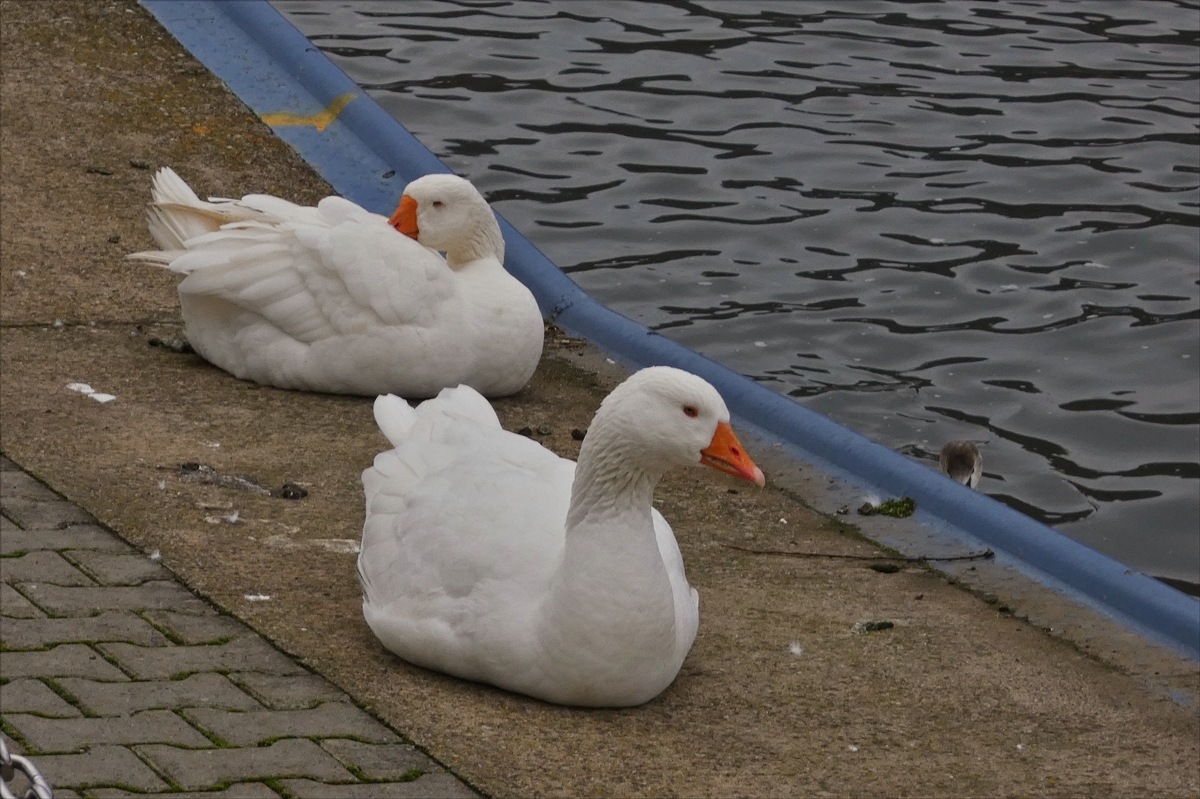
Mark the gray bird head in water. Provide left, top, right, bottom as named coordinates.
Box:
left=940, top=440, right=982, bottom=489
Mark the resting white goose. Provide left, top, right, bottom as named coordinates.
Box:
left=128, top=168, right=543, bottom=398
left=359, top=366, right=765, bottom=707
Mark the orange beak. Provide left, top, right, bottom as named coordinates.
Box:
left=701, top=421, right=765, bottom=487
left=389, top=194, right=419, bottom=239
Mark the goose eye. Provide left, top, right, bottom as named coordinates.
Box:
left=431, top=200, right=444, bottom=208
left=683, top=405, right=698, bottom=418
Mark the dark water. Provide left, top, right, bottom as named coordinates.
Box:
left=273, top=0, right=1200, bottom=590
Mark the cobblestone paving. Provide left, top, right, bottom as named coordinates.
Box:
left=0, top=455, right=479, bottom=798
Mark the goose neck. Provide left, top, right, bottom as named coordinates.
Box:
left=567, top=423, right=663, bottom=530
left=445, top=213, right=505, bottom=269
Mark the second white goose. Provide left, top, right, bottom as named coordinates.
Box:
left=358, top=366, right=765, bottom=707
left=129, top=169, right=543, bottom=398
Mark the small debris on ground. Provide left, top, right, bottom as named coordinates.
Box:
left=148, top=336, right=195, bottom=354
left=852, top=620, right=895, bottom=634
left=272, top=482, right=308, bottom=499
left=869, top=563, right=902, bottom=574
left=162, top=462, right=308, bottom=499
left=857, top=496, right=916, bottom=518
left=571, top=428, right=587, bottom=441
left=262, top=534, right=360, bottom=555
left=66, top=382, right=116, bottom=403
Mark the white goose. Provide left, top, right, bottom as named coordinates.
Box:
left=129, top=169, right=543, bottom=398
left=358, top=366, right=765, bottom=707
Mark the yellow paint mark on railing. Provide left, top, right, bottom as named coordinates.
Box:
left=261, top=92, right=357, bottom=132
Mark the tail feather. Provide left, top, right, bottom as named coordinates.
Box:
left=126, top=249, right=183, bottom=268
left=142, top=168, right=271, bottom=252
left=144, top=203, right=228, bottom=252
left=150, top=166, right=203, bottom=206
left=374, top=394, right=419, bottom=449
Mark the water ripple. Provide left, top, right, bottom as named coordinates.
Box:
left=277, top=0, right=1200, bottom=588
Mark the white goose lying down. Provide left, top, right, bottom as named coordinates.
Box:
left=359, top=366, right=765, bottom=707
left=129, top=169, right=543, bottom=398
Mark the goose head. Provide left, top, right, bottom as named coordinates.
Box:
left=582, top=367, right=765, bottom=488
left=389, top=174, right=505, bottom=267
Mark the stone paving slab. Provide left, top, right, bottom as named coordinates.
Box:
left=97, top=637, right=309, bottom=680
left=89, top=785, right=281, bottom=799
left=227, top=672, right=350, bottom=710
left=0, top=525, right=137, bottom=556
left=0, top=678, right=82, bottom=717
left=2, top=496, right=97, bottom=530
left=8, top=708, right=213, bottom=752
left=1, top=459, right=480, bottom=798
left=2, top=609, right=172, bottom=648
left=57, top=673, right=264, bottom=716
left=281, top=775, right=480, bottom=799
left=143, top=609, right=254, bottom=645
left=23, top=745, right=170, bottom=792
left=136, top=739, right=354, bottom=790
left=184, top=702, right=399, bottom=747
left=17, top=581, right=211, bottom=616
left=1, top=582, right=44, bottom=617
left=1, top=643, right=131, bottom=681
left=1, top=550, right=98, bottom=586
left=320, top=739, right=442, bottom=780
left=62, top=549, right=173, bottom=585
left=0, top=469, right=59, bottom=500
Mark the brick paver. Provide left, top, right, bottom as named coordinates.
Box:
left=25, top=745, right=170, bottom=792
left=2, top=609, right=172, bottom=648
left=62, top=549, right=174, bottom=585
left=1, top=456, right=479, bottom=797
left=0, top=679, right=82, bottom=717
left=1, top=550, right=98, bottom=586
left=137, top=738, right=355, bottom=789
left=98, top=637, right=309, bottom=679
left=228, top=671, right=350, bottom=710
left=89, top=785, right=281, bottom=799
left=143, top=609, right=254, bottom=644
left=17, top=581, right=211, bottom=615
left=57, top=673, right=263, bottom=716
left=185, top=702, right=399, bottom=746
left=281, top=775, right=479, bottom=799
left=320, top=739, right=442, bottom=779
left=0, top=582, right=43, bottom=617
left=1, top=525, right=137, bottom=555
left=8, top=708, right=214, bottom=751
left=1, top=643, right=131, bottom=681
